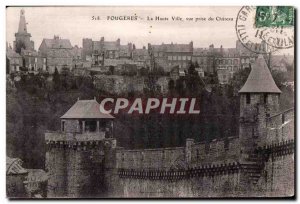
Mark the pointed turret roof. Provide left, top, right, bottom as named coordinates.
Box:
left=18, top=9, right=28, bottom=34
left=61, top=99, right=114, bottom=119
left=239, top=55, right=281, bottom=93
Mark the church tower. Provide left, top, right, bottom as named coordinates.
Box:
left=239, top=54, right=281, bottom=156
left=13, top=9, right=34, bottom=53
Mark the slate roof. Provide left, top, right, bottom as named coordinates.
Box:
left=271, top=55, right=294, bottom=67
left=60, top=99, right=114, bottom=119
left=239, top=55, right=281, bottom=93
left=6, top=157, right=28, bottom=175
left=47, top=49, right=73, bottom=58
left=151, top=43, right=192, bottom=53
left=6, top=47, right=22, bottom=58
left=193, top=48, right=209, bottom=56
left=42, top=38, right=72, bottom=49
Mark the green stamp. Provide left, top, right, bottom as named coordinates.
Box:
left=255, top=6, right=294, bottom=27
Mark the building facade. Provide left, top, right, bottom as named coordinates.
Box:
left=6, top=45, right=23, bottom=74
left=148, top=42, right=193, bottom=72
left=39, top=35, right=74, bottom=73
left=82, top=37, right=133, bottom=66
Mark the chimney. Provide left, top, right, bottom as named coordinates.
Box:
left=100, top=37, right=104, bottom=42
left=190, top=41, right=193, bottom=52
left=54, top=35, right=59, bottom=40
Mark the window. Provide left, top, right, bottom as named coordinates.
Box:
left=168, top=56, right=172, bottom=61
left=182, top=56, right=187, bottom=60
left=187, top=56, right=191, bottom=60
left=246, top=93, right=251, bottom=104
left=172, top=56, right=177, bottom=60
left=282, top=114, right=285, bottom=124
left=264, top=93, right=268, bottom=104
left=178, top=56, right=182, bottom=61
left=61, top=121, right=65, bottom=132
left=85, top=120, right=97, bottom=132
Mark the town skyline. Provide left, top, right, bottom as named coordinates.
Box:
left=6, top=7, right=294, bottom=55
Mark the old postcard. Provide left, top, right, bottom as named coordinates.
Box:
left=6, top=6, right=295, bottom=198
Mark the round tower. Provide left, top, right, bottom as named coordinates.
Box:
left=239, top=54, right=281, bottom=156
left=45, top=98, right=115, bottom=198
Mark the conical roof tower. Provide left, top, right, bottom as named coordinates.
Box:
left=239, top=55, right=281, bottom=93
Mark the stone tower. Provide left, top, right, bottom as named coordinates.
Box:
left=239, top=54, right=281, bottom=157
left=13, top=9, right=34, bottom=53
left=45, top=99, right=116, bottom=198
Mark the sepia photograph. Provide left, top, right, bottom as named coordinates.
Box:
left=5, top=6, right=295, bottom=198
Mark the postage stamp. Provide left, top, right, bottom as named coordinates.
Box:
left=236, top=6, right=294, bottom=54
left=255, top=6, right=294, bottom=28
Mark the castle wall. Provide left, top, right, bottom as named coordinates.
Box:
left=111, top=137, right=242, bottom=197
left=67, top=146, right=105, bottom=198
left=266, top=108, right=294, bottom=143
left=116, top=137, right=240, bottom=170
left=255, top=141, right=294, bottom=197
left=114, top=172, right=241, bottom=198
left=190, top=137, right=240, bottom=166
left=45, top=145, right=68, bottom=197
left=116, top=146, right=185, bottom=170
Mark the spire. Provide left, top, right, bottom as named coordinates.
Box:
left=18, top=9, right=27, bottom=33
left=239, top=55, right=281, bottom=93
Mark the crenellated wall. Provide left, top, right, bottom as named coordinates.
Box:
left=45, top=108, right=294, bottom=198
left=116, top=136, right=240, bottom=170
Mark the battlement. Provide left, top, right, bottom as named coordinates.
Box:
left=257, top=139, right=294, bottom=158
left=116, top=136, right=240, bottom=170
left=117, top=162, right=240, bottom=180
left=45, top=131, right=106, bottom=143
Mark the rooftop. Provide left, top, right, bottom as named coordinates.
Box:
left=6, top=157, right=28, bottom=175
left=150, top=42, right=193, bottom=53
left=42, top=37, right=73, bottom=49
left=239, top=55, right=281, bottom=93
left=6, top=47, right=22, bottom=58
left=60, top=99, right=114, bottom=119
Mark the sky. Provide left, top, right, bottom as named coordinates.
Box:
left=6, top=6, right=294, bottom=55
